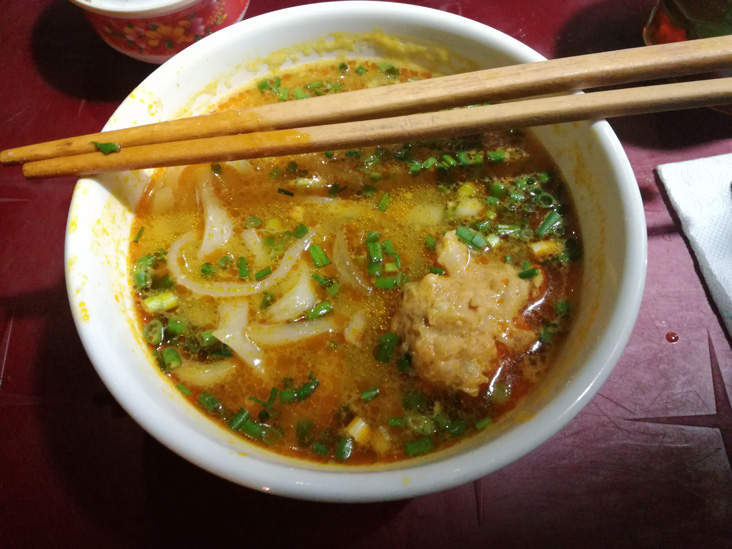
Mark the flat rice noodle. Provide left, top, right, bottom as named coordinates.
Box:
left=198, top=173, right=234, bottom=259
left=174, top=361, right=236, bottom=387
left=167, top=231, right=314, bottom=297
left=333, top=228, right=371, bottom=295
left=212, top=300, right=264, bottom=374
left=265, top=266, right=317, bottom=323
left=247, top=318, right=336, bottom=346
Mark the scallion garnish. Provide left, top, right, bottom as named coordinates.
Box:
left=306, top=301, right=332, bottom=320
left=245, top=216, right=262, bottom=227
left=201, top=262, right=216, bottom=276
left=389, top=417, right=407, bottom=427
left=335, top=436, right=354, bottom=460
left=166, top=316, right=188, bottom=336
left=293, top=224, right=308, bottom=238
left=361, top=387, right=380, bottom=402
left=91, top=141, right=121, bottom=155
left=475, top=417, right=493, bottom=430
left=376, top=192, right=392, bottom=212
left=142, top=291, right=178, bottom=313
left=382, top=239, right=396, bottom=256
left=277, top=188, right=294, bottom=197
left=374, top=332, right=399, bottom=363
left=374, top=276, right=397, bottom=289
left=536, top=210, right=563, bottom=236
left=430, top=267, right=446, bottom=275
left=555, top=300, right=570, bottom=317
left=308, top=244, right=331, bottom=268
left=367, top=241, right=383, bottom=263
left=425, top=234, right=437, bottom=251
left=161, top=347, right=182, bottom=370
left=311, top=442, right=330, bottom=456
left=405, top=437, right=433, bottom=457
left=237, top=257, right=250, bottom=279
left=132, top=226, right=145, bottom=243
left=255, top=266, right=272, bottom=280
left=364, top=231, right=380, bottom=243
left=176, top=383, right=192, bottom=396
left=143, top=320, right=164, bottom=345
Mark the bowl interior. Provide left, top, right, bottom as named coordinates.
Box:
left=65, top=1, right=646, bottom=502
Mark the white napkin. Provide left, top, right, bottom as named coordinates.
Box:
left=657, top=153, right=732, bottom=335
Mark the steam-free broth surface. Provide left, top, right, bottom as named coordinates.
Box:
left=130, top=59, right=582, bottom=464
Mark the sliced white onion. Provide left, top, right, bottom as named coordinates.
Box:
left=167, top=231, right=314, bottom=297
left=247, top=318, right=336, bottom=346
left=265, top=266, right=317, bottom=323
left=174, top=361, right=236, bottom=387
left=333, top=229, right=371, bottom=295
left=240, top=228, right=269, bottom=271
left=212, top=300, right=264, bottom=374
left=198, top=174, right=234, bottom=259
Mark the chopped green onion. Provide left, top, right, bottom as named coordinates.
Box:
left=91, top=141, right=121, bottom=155
left=362, top=184, right=377, bottom=196
left=143, top=320, right=164, bottom=345
left=237, top=257, right=250, bottom=279
left=367, top=262, right=381, bottom=277
left=440, top=153, right=458, bottom=167
left=457, top=151, right=471, bottom=165
left=405, top=437, right=433, bottom=457
left=536, top=210, right=563, bottom=236
left=296, top=419, right=315, bottom=447
left=161, top=347, right=182, bottom=370
left=260, top=292, right=276, bottom=309
left=361, top=387, right=380, bottom=402
left=375, top=276, right=397, bottom=289
left=166, top=316, right=188, bottom=337
left=197, top=391, right=221, bottom=413
left=338, top=62, right=349, bottom=72
left=293, top=224, right=309, bottom=238
left=396, top=354, right=411, bottom=372
left=402, top=391, right=428, bottom=411
left=211, top=163, right=223, bottom=175
left=555, top=300, right=570, bottom=317
left=197, top=330, right=218, bottom=348
left=201, top=262, right=216, bottom=276
left=326, top=282, right=340, bottom=297
left=376, top=192, right=392, bottom=212
left=308, top=244, right=331, bottom=268
left=176, top=383, right=192, bottom=396
left=519, top=267, right=539, bottom=279
left=257, top=79, right=271, bottom=91
left=364, top=231, right=380, bottom=243
left=311, top=273, right=330, bottom=287
left=408, top=161, right=423, bottom=175
left=430, top=267, right=446, bottom=275
left=486, top=150, right=505, bottom=163
left=132, top=226, right=145, bottom=243
left=311, top=442, right=330, bottom=456
left=142, top=291, right=178, bottom=313
left=425, top=234, right=437, bottom=251
left=407, top=415, right=435, bottom=435
left=367, top=241, right=383, bottom=263
left=356, top=65, right=368, bottom=75
left=306, top=301, right=332, bottom=320
left=152, top=274, right=174, bottom=290
left=324, top=150, right=335, bottom=159
left=383, top=262, right=398, bottom=273
left=389, top=417, right=407, bottom=427
left=255, top=266, right=272, bottom=280
left=446, top=419, right=468, bottom=437
left=228, top=408, right=250, bottom=430
left=245, top=216, right=262, bottom=227
left=345, top=149, right=361, bottom=158
left=422, top=156, right=437, bottom=169
left=485, top=196, right=500, bottom=206
left=217, top=255, right=231, bottom=269
left=292, top=87, right=309, bottom=99
left=374, top=332, right=399, bottom=363
left=277, top=188, right=294, bottom=197
left=335, top=436, right=354, bottom=460
left=475, top=417, right=493, bottom=430
left=382, top=239, right=396, bottom=256
left=490, top=183, right=508, bottom=200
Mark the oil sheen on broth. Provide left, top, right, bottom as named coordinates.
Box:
left=130, top=59, right=582, bottom=464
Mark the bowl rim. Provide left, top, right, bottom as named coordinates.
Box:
left=69, top=0, right=202, bottom=18
left=65, top=0, right=647, bottom=502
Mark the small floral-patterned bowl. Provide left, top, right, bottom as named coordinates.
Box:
left=69, top=0, right=250, bottom=63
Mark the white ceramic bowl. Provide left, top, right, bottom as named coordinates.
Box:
left=65, top=1, right=646, bottom=502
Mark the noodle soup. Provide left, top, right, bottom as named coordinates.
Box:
left=129, top=59, right=582, bottom=464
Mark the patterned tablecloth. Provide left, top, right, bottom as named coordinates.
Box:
left=1, top=1, right=730, bottom=547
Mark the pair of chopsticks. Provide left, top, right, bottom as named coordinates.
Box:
left=3, top=34, right=732, bottom=180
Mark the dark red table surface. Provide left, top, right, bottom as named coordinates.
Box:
left=2, top=1, right=731, bottom=547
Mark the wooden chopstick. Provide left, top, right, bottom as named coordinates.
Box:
left=3, top=34, right=732, bottom=168
left=19, top=76, right=732, bottom=179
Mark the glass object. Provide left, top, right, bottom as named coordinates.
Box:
left=644, top=0, right=732, bottom=113
left=644, top=0, right=732, bottom=44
